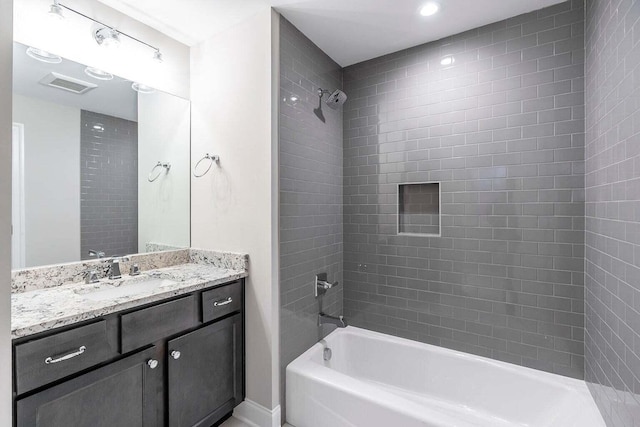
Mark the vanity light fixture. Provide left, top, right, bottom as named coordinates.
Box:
left=94, top=27, right=121, bottom=49
left=84, top=67, right=113, bottom=81
left=132, top=82, right=155, bottom=94
left=48, top=0, right=64, bottom=20
left=419, top=2, right=440, bottom=16
left=25, top=47, right=62, bottom=64
left=45, top=1, right=165, bottom=63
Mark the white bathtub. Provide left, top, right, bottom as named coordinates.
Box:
left=286, top=327, right=605, bottom=427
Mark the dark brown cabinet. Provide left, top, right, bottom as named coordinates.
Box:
left=13, top=279, right=245, bottom=427
left=168, top=313, right=243, bottom=427
left=16, top=346, right=160, bottom=427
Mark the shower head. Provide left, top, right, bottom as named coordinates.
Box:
left=318, top=88, right=347, bottom=109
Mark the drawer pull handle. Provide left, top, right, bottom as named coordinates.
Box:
left=44, top=346, right=86, bottom=365
left=171, top=350, right=181, bottom=360
left=214, top=297, right=233, bottom=307
left=147, top=359, right=159, bottom=369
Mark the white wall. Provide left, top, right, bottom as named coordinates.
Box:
left=0, top=0, right=12, bottom=424
left=138, top=92, right=190, bottom=251
left=13, top=0, right=190, bottom=98
left=191, top=7, right=280, bottom=416
left=12, top=95, right=80, bottom=267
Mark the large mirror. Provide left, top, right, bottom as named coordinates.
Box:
left=11, top=41, right=190, bottom=269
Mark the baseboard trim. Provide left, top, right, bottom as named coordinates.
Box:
left=234, top=399, right=281, bottom=427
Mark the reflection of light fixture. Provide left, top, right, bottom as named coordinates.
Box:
left=26, top=47, right=62, bottom=64
left=419, top=2, right=440, bottom=16
left=92, top=124, right=105, bottom=132
left=132, top=82, right=155, bottom=94
left=440, top=55, right=455, bottom=66
left=48, top=0, right=64, bottom=20
left=45, top=2, right=164, bottom=62
left=94, top=27, right=121, bottom=48
left=84, top=67, right=113, bottom=80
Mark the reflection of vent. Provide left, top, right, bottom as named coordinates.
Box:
left=39, top=72, right=97, bottom=94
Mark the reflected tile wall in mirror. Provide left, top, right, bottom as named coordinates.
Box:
left=80, top=110, right=138, bottom=259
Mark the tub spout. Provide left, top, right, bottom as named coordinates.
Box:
left=318, top=313, right=348, bottom=328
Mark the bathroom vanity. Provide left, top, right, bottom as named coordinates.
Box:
left=11, top=249, right=247, bottom=427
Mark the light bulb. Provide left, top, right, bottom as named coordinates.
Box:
left=440, top=55, right=455, bottom=66
left=419, top=2, right=440, bottom=16
left=94, top=27, right=120, bottom=49
left=48, top=3, right=64, bottom=20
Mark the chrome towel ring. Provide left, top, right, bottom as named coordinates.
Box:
left=148, top=162, right=171, bottom=182
left=193, top=153, right=220, bottom=178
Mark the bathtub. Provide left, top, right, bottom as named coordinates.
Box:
left=286, top=326, right=605, bottom=427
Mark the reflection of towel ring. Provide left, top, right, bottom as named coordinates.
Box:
left=148, top=162, right=171, bottom=182
left=193, top=153, right=220, bottom=178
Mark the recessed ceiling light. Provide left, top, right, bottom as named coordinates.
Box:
left=25, top=47, right=62, bottom=64
left=84, top=67, right=113, bottom=80
left=132, top=82, right=155, bottom=94
left=419, top=2, right=440, bottom=16
left=440, top=55, right=455, bottom=66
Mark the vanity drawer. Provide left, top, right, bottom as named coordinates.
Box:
left=202, top=281, right=242, bottom=323
left=14, top=320, right=118, bottom=395
left=121, top=295, right=197, bottom=353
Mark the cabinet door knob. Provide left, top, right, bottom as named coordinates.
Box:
left=170, top=350, right=181, bottom=360
left=147, top=359, right=159, bottom=369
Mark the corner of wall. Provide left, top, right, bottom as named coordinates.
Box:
left=0, top=0, right=12, bottom=424
left=270, top=6, right=282, bottom=412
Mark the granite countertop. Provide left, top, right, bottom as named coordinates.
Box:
left=12, top=262, right=248, bottom=340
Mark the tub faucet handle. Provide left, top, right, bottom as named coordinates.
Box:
left=315, top=273, right=339, bottom=297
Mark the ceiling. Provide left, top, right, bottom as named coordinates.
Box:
left=98, top=0, right=567, bottom=67
left=13, top=41, right=138, bottom=121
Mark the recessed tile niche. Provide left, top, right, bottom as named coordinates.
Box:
left=398, top=183, right=440, bottom=236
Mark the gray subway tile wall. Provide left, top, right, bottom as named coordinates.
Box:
left=80, top=110, right=138, bottom=259
left=342, top=1, right=586, bottom=379
left=279, top=16, right=343, bottom=420
left=585, top=0, right=640, bottom=425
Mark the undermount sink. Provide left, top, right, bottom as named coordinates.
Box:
left=78, top=278, right=176, bottom=301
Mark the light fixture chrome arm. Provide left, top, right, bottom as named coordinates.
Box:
left=50, top=2, right=163, bottom=60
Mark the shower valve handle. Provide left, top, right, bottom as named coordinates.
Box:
left=315, top=273, right=339, bottom=297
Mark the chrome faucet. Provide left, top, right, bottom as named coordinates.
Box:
left=88, top=249, right=106, bottom=259
left=315, top=272, right=347, bottom=327
left=318, top=313, right=348, bottom=328
left=83, top=269, right=99, bottom=284
left=105, top=256, right=130, bottom=279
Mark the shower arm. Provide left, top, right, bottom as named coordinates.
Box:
left=317, top=88, right=331, bottom=98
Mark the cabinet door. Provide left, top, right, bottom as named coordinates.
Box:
left=168, top=313, right=243, bottom=427
left=16, top=346, right=161, bottom=427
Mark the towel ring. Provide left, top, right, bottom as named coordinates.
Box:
left=148, top=162, right=171, bottom=182
left=193, top=153, right=220, bottom=178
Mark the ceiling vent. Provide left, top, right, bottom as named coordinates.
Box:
left=39, top=72, right=98, bottom=94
